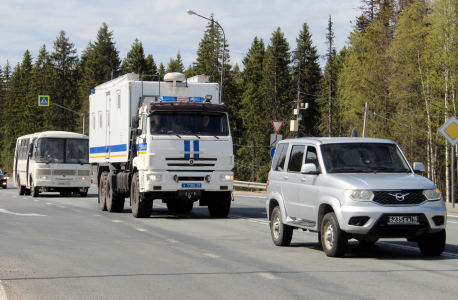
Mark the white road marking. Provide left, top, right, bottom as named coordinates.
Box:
left=0, top=280, right=8, bottom=300
left=229, top=215, right=270, bottom=225
left=447, top=221, right=458, bottom=224
left=59, top=206, right=66, bottom=208
left=33, top=200, right=38, bottom=202
left=22, top=198, right=27, bottom=199
left=46, top=203, right=51, bottom=205
left=0, top=208, right=46, bottom=217
left=94, top=215, right=101, bottom=217
left=204, top=253, right=220, bottom=258
left=259, top=272, right=281, bottom=280
left=167, top=239, right=179, bottom=243
left=448, top=214, right=458, bottom=218
left=136, top=228, right=147, bottom=232
left=112, top=220, right=122, bottom=223
left=379, top=242, right=458, bottom=258
left=12, top=196, right=16, bottom=198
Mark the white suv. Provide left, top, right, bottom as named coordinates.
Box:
left=266, top=137, right=446, bottom=257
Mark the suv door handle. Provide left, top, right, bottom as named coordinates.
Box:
left=283, top=175, right=289, bottom=180
left=301, top=177, right=307, bottom=182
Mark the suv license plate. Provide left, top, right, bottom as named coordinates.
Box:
left=181, top=183, right=202, bottom=188
left=58, top=182, right=70, bottom=186
left=387, top=216, right=419, bottom=225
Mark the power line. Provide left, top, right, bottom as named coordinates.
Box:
left=372, top=111, right=438, bottom=135
left=372, top=111, right=446, bottom=119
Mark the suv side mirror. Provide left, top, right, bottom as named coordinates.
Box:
left=301, top=163, right=320, bottom=174
left=413, top=162, right=425, bottom=174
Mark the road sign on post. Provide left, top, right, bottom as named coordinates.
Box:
left=38, top=95, right=50, bottom=106
left=271, top=121, right=283, bottom=133
left=439, top=116, right=458, bottom=208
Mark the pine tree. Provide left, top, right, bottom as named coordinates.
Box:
left=166, top=51, right=185, bottom=73
left=260, top=28, right=292, bottom=128
left=158, top=63, right=165, bottom=80
left=236, top=37, right=269, bottom=182
left=185, top=65, right=195, bottom=78
left=145, top=54, right=158, bottom=80
left=121, top=38, right=147, bottom=76
left=291, top=23, right=322, bottom=137
left=50, top=30, right=79, bottom=131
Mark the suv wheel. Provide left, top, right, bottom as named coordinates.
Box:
left=321, top=212, right=348, bottom=257
left=417, top=229, right=446, bottom=256
left=270, top=206, right=293, bottom=246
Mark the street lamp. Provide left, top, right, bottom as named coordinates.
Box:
left=187, top=10, right=225, bottom=102
left=81, top=49, right=114, bottom=80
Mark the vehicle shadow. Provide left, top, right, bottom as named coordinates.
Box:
left=288, top=239, right=458, bottom=260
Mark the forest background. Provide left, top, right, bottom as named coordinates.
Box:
left=1, top=0, right=458, bottom=202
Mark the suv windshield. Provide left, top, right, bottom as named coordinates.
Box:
left=35, top=138, right=89, bottom=164
left=321, top=143, right=411, bottom=173
left=150, top=113, right=229, bottom=136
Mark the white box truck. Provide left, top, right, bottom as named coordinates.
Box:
left=89, top=72, right=242, bottom=218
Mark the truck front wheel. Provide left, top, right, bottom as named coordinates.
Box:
left=131, top=173, right=152, bottom=218
left=99, top=172, right=108, bottom=211
left=208, top=192, right=231, bottom=218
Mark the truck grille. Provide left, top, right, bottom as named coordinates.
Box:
left=166, top=157, right=216, bottom=167
left=373, top=190, right=427, bottom=205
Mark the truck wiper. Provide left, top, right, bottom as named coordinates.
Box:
left=195, top=132, right=219, bottom=139
left=172, top=130, right=201, bottom=139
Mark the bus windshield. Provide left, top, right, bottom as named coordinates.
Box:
left=150, top=113, right=229, bottom=136
left=35, top=138, right=89, bottom=164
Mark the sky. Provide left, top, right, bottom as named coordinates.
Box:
left=0, top=0, right=362, bottom=73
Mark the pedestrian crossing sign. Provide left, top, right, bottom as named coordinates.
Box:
left=38, top=95, right=50, bottom=106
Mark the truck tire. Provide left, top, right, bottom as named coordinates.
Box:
left=208, top=192, right=231, bottom=217
left=99, top=172, right=108, bottom=211
left=17, top=178, right=25, bottom=195
left=270, top=206, right=293, bottom=246
left=80, top=192, right=88, bottom=197
left=106, top=175, right=125, bottom=213
left=131, top=173, right=152, bottom=218
left=417, top=229, right=446, bottom=256
left=167, top=201, right=193, bottom=213
left=321, top=212, right=348, bottom=257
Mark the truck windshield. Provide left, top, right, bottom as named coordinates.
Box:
left=150, top=113, right=229, bottom=136
left=35, top=138, right=89, bottom=164
left=320, top=143, right=411, bottom=173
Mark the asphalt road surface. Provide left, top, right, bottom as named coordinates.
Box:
left=1, top=179, right=458, bottom=299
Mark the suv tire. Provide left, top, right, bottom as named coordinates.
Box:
left=417, top=229, right=446, bottom=256
left=270, top=206, right=293, bottom=246
left=321, top=212, right=348, bottom=257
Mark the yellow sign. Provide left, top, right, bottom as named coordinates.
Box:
left=444, top=122, right=458, bottom=140
left=439, top=116, right=458, bottom=146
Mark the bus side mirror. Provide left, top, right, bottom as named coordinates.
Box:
left=132, top=116, right=139, bottom=128
left=28, top=144, right=34, bottom=157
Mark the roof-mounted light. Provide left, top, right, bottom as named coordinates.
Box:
left=189, top=97, right=205, bottom=102
left=159, top=96, right=177, bottom=101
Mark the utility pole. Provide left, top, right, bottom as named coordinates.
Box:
left=362, top=102, right=369, bottom=137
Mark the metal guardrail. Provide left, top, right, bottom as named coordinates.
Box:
left=233, top=180, right=266, bottom=190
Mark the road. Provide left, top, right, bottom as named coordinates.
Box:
left=1, top=178, right=458, bottom=299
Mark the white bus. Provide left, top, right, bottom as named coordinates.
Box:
left=13, top=131, right=91, bottom=197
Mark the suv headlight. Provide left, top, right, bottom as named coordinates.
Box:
left=423, top=189, right=441, bottom=201
left=147, top=174, right=162, bottom=181
left=220, top=174, right=233, bottom=181
left=343, top=190, right=374, bottom=202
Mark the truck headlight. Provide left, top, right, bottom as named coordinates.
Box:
left=38, top=176, right=48, bottom=180
left=148, top=174, right=162, bottom=181
left=220, top=174, right=233, bottom=181
left=343, top=190, right=374, bottom=201
left=423, top=189, right=441, bottom=201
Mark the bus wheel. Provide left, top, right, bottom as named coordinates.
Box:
left=31, top=180, right=38, bottom=198
left=17, top=178, right=25, bottom=195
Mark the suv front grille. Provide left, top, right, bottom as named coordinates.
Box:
left=373, top=190, right=427, bottom=205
